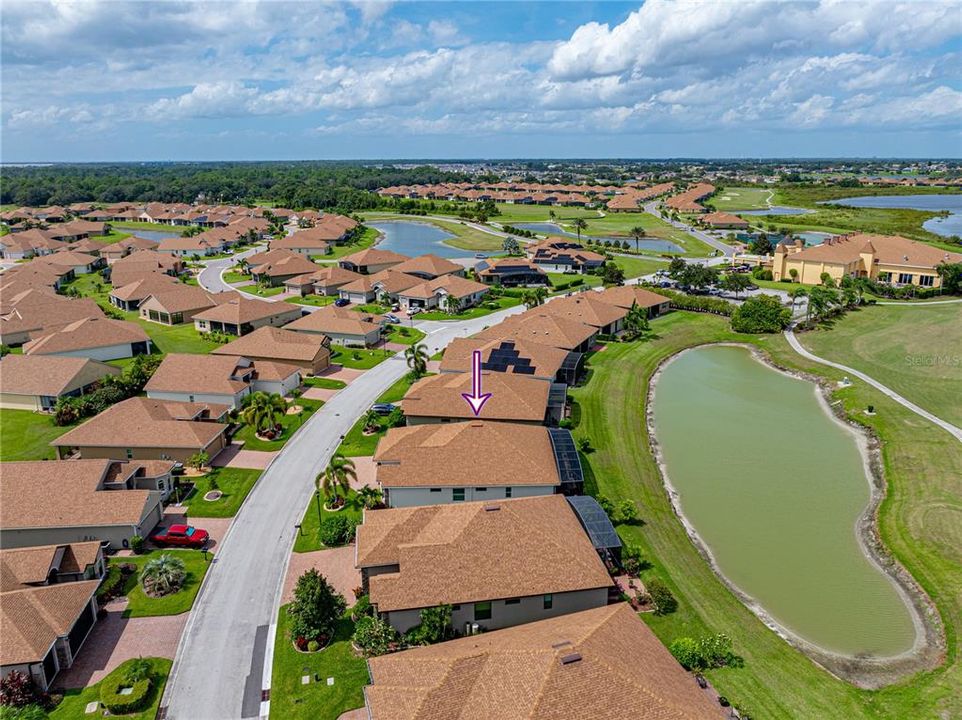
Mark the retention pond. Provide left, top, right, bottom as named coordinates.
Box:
left=651, top=345, right=918, bottom=659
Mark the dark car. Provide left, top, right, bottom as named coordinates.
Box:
left=150, top=524, right=210, bottom=549
left=334, top=298, right=350, bottom=307
left=371, top=403, right=397, bottom=415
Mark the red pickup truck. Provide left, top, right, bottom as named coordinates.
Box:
left=150, top=524, right=210, bottom=549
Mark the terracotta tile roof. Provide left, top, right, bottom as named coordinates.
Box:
left=538, top=294, right=627, bottom=329
left=1, top=580, right=100, bottom=665
left=399, top=275, right=488, bottom=301
left=192, top=293, right=299, bottom=325
left=110, top=249, right=181, bottom=274
left=23, top=317, right=149, bottom=355
left=52, top=397, right=228, bottom=450
left=0, top=459, right=157, bottom=530
left=702, top=211, right=748, bottom=225
left=1, top=542, right=102, bottom=591
left=402, top=372, right=549, bottom=422
left=285, top=305, right=381, bottom=337
left=365, top=603, right=723, bottom=719
left=340, top=247, right=410, bottom=268
left=357, top=495, right=612, bottom=611
left=0, top=355, right=119, bottom=396
left=375, top=421, right=560, bottom=488
left=782, top=233, right=962, bottom=269
left=145, top=353, right=252, bottom=395
left=391, top=254, right=463, bottom=278
left=476, top=311, right=597, bottom=351
left=212, top=326, right=331, bottom=364
left=666, top=183, right=715, bottom=212
left=592, top=286, right=671, bottom=310
left=441, top=336, right=569, bottom=380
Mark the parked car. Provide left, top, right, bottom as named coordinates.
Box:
left=408, top=307, right=422, bottom=315
left=475, top=252, right=486, bottom=259
left=150, top=524, right=210, bottom=549
left=334, top=298, right=350, bottom=307
left=372, top=403, right=398, bottom=415
left=383, top=314, right=401, bottom=324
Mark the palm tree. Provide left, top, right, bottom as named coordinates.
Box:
left=548, top=209, right=556, bottom=222
left=571, top=218, right=588, bottom=244
left=443, top=294, right=461, bottom=315
left=315, top=453, right=357, bottom=511
left=788, top=286, right=808, bottom=318
left=356, top=485, right=383, bottom=510
left=404, top=343, right=430, bottom=378
left=629, top=226, right=645, bottom=253
left=241, top=391, right=286, bottom=436
left=141, top=554, right=186, bottom=597
left=362, top=408, right=381, bottom=433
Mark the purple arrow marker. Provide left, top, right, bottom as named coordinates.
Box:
left=461, top=349, right=492, bottom=416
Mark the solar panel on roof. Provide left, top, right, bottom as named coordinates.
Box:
left=566, top=495, right=622, bottom=550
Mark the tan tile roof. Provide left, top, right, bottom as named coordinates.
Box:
left=0, top=355, right=119, bottom=396
left=192, top=294, right=299, bottom=325
left=245, top=248, right=294, bottom=266
left=391, top=254, right=463, bottom=278
left=702, top=211, right=748, bottom=225
left=250, top=252, right=318, bottom=278
left=145, top=353, right=251, bottom=395
left=593, top=286, right=671, bottom=310
left=538, top=294, right=627, bottom=328
left=0, top=294, right=104, bottom=340
left=285, top=305, right=381, bottom=337
left=109, top=273, right=182, bottom=302
left=357, top=495, right=612, bottom=611
left=0, top=459, right=156, bottom=530
left=440, top=336, right=568, bottom=380
left=784, top=233, right=962, bottom=269
left=111, top=249, right=181, bottom=274
left=157, top=236, right=218, bottom=252
left=402, top=372, right=549, bottom=422
left=475, top=311, right=597, bottom=351
left=340, top=247, right=409, bottom=267
left=1, top=580, right=100, bottom=665
left=52, top=397, right=228, bottom=450
left=212, top=326, right=331, bottom=364
left=23, top=317, right=149, bottom=355
left=1, top=541, right=102, bottom=591
left=140, top=286, right=220, bottom=314
left=251, top=359, right=301, bottom=382
left=366, top=603, right=723, bottom=720
left=399, top=275, right=488, bottom=301
left=375, top=421, right=560, bottom=488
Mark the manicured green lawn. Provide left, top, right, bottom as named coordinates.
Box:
left=612, top=255, right=668, bottom=279
left=245, top=284, right=286, bottom=297
left=313, top=226, right=379, bottom=260
left=376, top=373, right=420, bottom=404
left=303, top=377, right=347, bottom=390
left=337, top=415, right=384, bottom=458
left=50, top=657, right=172, bottom=718
left=180, top=468, right=262, bottom=518
left=60, top=272, right=112, bottom=304
left=417, top=295, right=520, bottom=320
left=352, top=302, right=392, bottom=315
left=383, top=324, right=425, bottom=345
left=287, top=294, right=336, bottom=307
left=113, top=549, right=212, bottom=617
left=136, top=318, right=221, bottom=354
left=222, top=269, right=251, bottom=284
left=0, top=409, right=71, bottom=460
left=547, top=272, right=597, bottom=291
left=799, top=303, right=962, bottom=426
left=331, top=347, right=390, bottom=370
left=92, top=230, right=132, bottom=244
left=233, top=398, right=324, bottom=451
left=269, top=609, right=368, bottom=718
left=568, top=212, right=714, bottom=257
left=569, top=310, right=962, bottom=719
left=493, top=203, right=601, bottom=222
left=293, top=490, right=364, bottom=554
left=706, top=187, right=773, bottom=211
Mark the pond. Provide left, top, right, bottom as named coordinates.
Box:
left=368, top=221, right=489, bottom=259
left=652, top=345, right=917, bottom=658
left=821, top=194, right=962, bottom=238
left=737, top=206, right=812, bottom=216
left=512, top=222, right=684, bottom=253
left=128, top=229, right=184, bottom=242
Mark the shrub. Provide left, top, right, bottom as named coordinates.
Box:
left=0, top=672, right=44, bottom=709
left=731, top=294, right=791, bottom=334
left=594, top=494, right=615, bottom=517
left=351, top=594, right=372, bottom=619
left=0, top=705, right=47, bottom=720
left=751, top=267, right=773, bottom=281
left=140, top=554, right=186, bottom=597
left=616, top=499, right=639, bottom=525
left=124, top=657, right=151, bottom=684
left=307, top=640, right=320, bottom=652
left=647, top=578, right=678, bottom=615
left=129, top=535, right=145, bottom=554
left=577, top=436, right=592, bottom=453
left=318, top=514, right=359, bottom=547
left=668, top=636, right=701, bottom=670
left=558, top=418, right=574, bottom=429
left=405, top=605, right=455, bottom=646
left=288, top=569, right=345, bottom=642
left=621, top=544, right=647, bottom=576
left=100, top=674, right=151, bottom=714
left=649, top=287, right=735, bottom=316
left=353, top=615, right=398, bottom=656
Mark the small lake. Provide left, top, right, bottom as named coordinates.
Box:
left=128, top=229, right=183, bottom=242
left=368, top=221, right=488, bottom=259
left=822, top=194, right=962, bottom=238
left=652, top=345, right=917, bottom=657
left=737, top=206, right=812, bottom=216
left=512, top=222, right=683, bottom=253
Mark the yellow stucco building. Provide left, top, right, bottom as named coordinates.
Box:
left=771, top=233, right=962, bottom=288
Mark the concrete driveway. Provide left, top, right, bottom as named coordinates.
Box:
left=161, top=304, right=526, bottom=719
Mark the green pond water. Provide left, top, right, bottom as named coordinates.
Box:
left=652, top=345, right=917, bottom=657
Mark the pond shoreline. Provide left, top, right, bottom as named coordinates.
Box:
left=645, top=342, right=944, bottom=689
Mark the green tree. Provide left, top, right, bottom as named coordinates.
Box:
left=601, top=262, right=625, bottom=286
left=405, top=604, right=455, bottom=646
left=141, top=554, right=187, bottom=597
left=443, top=293, right=461, bottom=315
left=622, top=303, right=650, bottom=340
left=718, top=272, right=752, bottom=298
left=352, top=615, right=398, bottom=656
left=186, top=451, right=209, bottom=471
left=501, top=236, right=520, bottom=254
left=240, top=391, right=286, bottom=435
left=356, top=485, right=383, bottom=509
left=404, top=343, right=430, bottom=378
left=629, top=225, right=645, bottom=253
left=571, top=218, right=588, bottom=243
left=288, top=569, right=345, bottom=642
left=731, top=294, right=791, bottom=333
left=315, top=453, right=357, bottom=510
left=935, top=261, right=962, bottom=294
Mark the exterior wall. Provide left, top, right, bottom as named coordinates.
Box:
left=383, top=586, right=609, bottom=634
left=234, top=351, right=329, bottom=376
left=341, top=289, right=376, bottom=304
left=875, top=263, right=943, bottom=288
left=71, top=434, right=227, bottom=464
left=0, top=522, right=145, bottom=550
left=0, top=329, right=33, bottom=346
left=317, top=329, right=382, bottom=347
left=404, top=415, right=544, bottom=426
left=253, top=374, right=301, bottom=397
left=43, top=343, right=139, bottom=362
left=250, top=308, right=302, bottom=329
left=146, top=389, right=246, bottom=410
left=383, top=484, right=555, bottom=508
left=0, top=392, right=43, bottom=411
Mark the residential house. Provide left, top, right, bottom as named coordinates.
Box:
left=337, top=269, right=422, bottom=305
left=475, top=311, right=598, bottom=352
left=525, top=239, right=606, bottom=273
left=440, top=336, right=579, bottom=384
left=593, top=285, right=672, bottom=317
left=268, top=229, right=331, bottom=256
left=282, top=265, right=362, bottom=297
left=0, top=355, right=120, bottom=411
left=192, top=294, right=301, bottom=336
left=402, top=371, right=558, bottom=425
left=98, top=237, right=158, bottom=265
left=702, top=211, right=750, bottom=229
left=249, top=251, right=319, bottom=286
left=108, top=249, right=183, bottom=286
left=355, top=495, right=612, bottom=634
left=285, top=305, right=383, bottom=346
left=390, top=253, right=464, bottom=280
left=156, top=235, right=223, bottom=257
left=374, top=421, right=582, bottom=507
left=665, top=183, right=715, bottom=213
left=475, top=257, right=548, bottom=286
left=212, top=326, right=331, bottom=375
left=23, top=317, right=152, bottom=361
left=771, top=233, right=962, bottom=287
left=364, top=604, right=724, bottom=719
left=0, top=291, right=105, bottom=346
left=539, top=293, right=627, bottom=335
left=107, top=272, right=182, bottom=311
left=396, top=275, right=489, bottom=313
left=338, top=247, right=409, bottom=275
left=51, top=397, right=230, bottom=463
left=138, top=286, right=222, bottom=325
left=0, top=458, right=166, bottom=550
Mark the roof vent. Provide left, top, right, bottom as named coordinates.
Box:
left=560, top=653, right=583, bottom=665
left=483, top=504, right=501, bottom=512
left=551, top=640, right=572, bottom=649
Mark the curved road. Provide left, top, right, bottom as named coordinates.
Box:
left=161, top=306, right=526, bottom=719
left=785, top=327, right=962, bottom=443
left=643, top=200, right=734, bottom=257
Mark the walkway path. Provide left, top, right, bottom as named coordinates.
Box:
left=161, top=305, right=526, bottom=719
left=643, top=201, right=734, bottom=257
left=785, top=327, right=962, bottom=443
left=877, top=298, right=962, bottom=306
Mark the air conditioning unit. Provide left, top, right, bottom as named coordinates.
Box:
left=471, top=623, right=480, bottom=635
left=465, top=622, right=473, bottom=636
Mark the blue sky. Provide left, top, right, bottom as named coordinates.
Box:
left=2, top=1, right=961, bottom=162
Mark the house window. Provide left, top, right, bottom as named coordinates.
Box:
left=898, top=273, right=913, bottom=285
left=125, top=448, right=133, bottom=459
left=474, top=601, right=492, bottom=621
left=505, top=487, right=512, bottom=498
left=189, top=395, right=195, bottom=403
left=505, top=597, right=521, bottom=605
left=878, top=272, right=891, bottom=282
left=919, top=275, right=935, bottom=287
left=543, top=594, right=553, bottom=610
left=430, top=488, right=442, bottom=493
left=451, top=604, right=461, bottom=611
left=476, top=487, right=487, bottom=493
left=452, top=488, right=465, bottom=502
